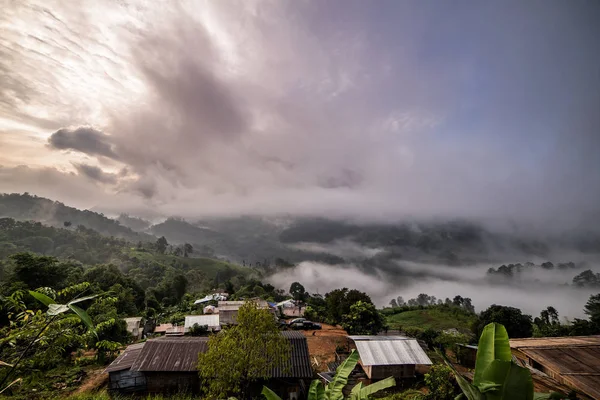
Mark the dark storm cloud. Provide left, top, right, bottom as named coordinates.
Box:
left=72, top=163, right=117, bottom=184
left=48, top=127, right=118, bottom=160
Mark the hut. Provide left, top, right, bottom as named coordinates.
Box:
left=130, top=337, right=208, bottom=393
left=105, top=342, right=147, bottom=393
left=510, top=336, right=600, bottom=400
left=456, top=344, right=478, bottom=369
left=105, top=331, right=313, bottom=397
left=348, top=336, right=432, bottom=380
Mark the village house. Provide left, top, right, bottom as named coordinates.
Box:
left=510, top=336, right=600, bottom=400
left=348, top=336, right=432, bottom=380
left=105, top=331, right=313, bottom=398
left=218, top=300, right=274, bottom=325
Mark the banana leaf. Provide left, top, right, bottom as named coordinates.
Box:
left=349, top=382, right=363, bottom=400
left=47, top=304, right=69, bottom=316
left=309, top=379, right=325, bottom=400
left=325, top=350, right=359, bottom=400
left=262, top=385, right=283, bottom=400
left=474, top=323, right=511, bottom=386
left=440, top=350, right=485, bottom=400
left=357, top=376, right=395, bottom=398
left=481, top=360, right=533, bottom=400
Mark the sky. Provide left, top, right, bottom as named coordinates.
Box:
left=1, top=0, right=599, bottom=226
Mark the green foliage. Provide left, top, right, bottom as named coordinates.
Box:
left=473, top=305, right=533, bottom=339
left=444, top=322, right=565, bottom=400
left=423, top=364, right=456, bottom=400
left=583, top=293, right=600, bottom=329
left=341, top=301, right=385, bottom=335
left=325, top=288, right=373, bottom=325
left=289, top=282, right=307, bottom=301
left=188, top=323, right=208, bottom=336
left=262, top=350, right=395, bottom=400
left=197, top=301, right=291, bottom=399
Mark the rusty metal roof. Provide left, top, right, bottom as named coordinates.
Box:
left=510, top=336, right=600, bottom=400
left=124, top=332, right=312, bottom=378
left=130, top=337, right=209, bottom=372
left=104, top=342, right=146, bottom=373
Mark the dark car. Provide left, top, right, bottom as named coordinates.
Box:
left=291, top=320, right=321, bottom=330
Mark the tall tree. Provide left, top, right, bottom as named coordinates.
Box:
left=155, top=236, right=168, bottom=254
left=183, top=243, right=193, bottom=257
left=584, top=293, right=600, bottom=329
left=473, top=304, right=533, bottom=338
left=342, top=300, right=385, bottom=335
left=198, top=301, right=291, bottom=398
left=289, top=282, right=307, bottom=302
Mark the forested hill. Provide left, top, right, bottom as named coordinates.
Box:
left=0, top=193, right=153, bottom=241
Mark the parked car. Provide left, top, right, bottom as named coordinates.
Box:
left=289, top=318, right=306, bottom=325
left=291, top=320, right=322, bottom=330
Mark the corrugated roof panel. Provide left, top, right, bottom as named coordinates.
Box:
left=271, top=331, right=313, bottom=378
left=354, top=339, right=432, bottom=366
left=348, top=335, right=409, bottom=341
left=104, top=342, right=146, bottom=373
left=184, top=314, right=220, bottom=329
left=131, top=337, right=209, bottom=372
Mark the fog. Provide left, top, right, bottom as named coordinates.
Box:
left=268, top=259, right=599, bottom=319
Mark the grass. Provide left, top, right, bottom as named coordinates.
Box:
left=385, top=308, right=476, bottom=334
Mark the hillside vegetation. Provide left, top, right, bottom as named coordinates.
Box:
left=385, top=308, right=477, bottom=334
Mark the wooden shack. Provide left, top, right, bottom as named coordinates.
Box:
left=510, top=336, right=600, bottom=400
left=456, top=344, right=478, bottom=369
left=348, top=336, right=432, bottom=380
left=105, top=331, right=313, bottom=397
left=105, top=342, right=147, bottom=393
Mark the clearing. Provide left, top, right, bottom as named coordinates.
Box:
left=385, top=308, right=476, bottom=334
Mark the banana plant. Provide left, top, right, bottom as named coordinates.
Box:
left=444, top=323, right=565, bottom=400
left=262, top=350, right=395, bottom=400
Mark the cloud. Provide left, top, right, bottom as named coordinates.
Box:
left=0, top=1, right=598, bottom=231
left=72, top=162, right=117, bottom=184
left=48, top=127, right=118, bottom=159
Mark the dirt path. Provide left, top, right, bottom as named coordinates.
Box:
left=300, top=324, right=348, bottom=371
left=71, top=367, right=107, bottom=396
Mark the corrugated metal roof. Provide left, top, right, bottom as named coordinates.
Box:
left=510, top=336, right=600, bottom=400
left=131, top=337, right=209, bottom=372
left=272, top=331, right=313, bottom=379
left=184, top=314, right=220, bottom=329
left=218, top=300, right=270, bottom=311
left=126, top=332, right=312, bottom=378
left=348, top=335, right=409, bottom=341
left=104, top=342, right=146, bottom=373
left=353, top=338, right=432, bottom=366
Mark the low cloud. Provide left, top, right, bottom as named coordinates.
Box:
left=48, top=127, right=118, bottom=160
left=72, top=163, right=118, bottom=184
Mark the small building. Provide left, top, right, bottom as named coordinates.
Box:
left=105, top=342, right=147, bottom=393
left=456, top=344, right=478, bottom=369
left=510, top=336, right=600, bottom=400
left=184, top=314, right=221, bottom=333
left=348, top=336, right=432, bottom=380
left=105, top=331, right=313, bottom=397
left=124, top=317, right=143, bottom=340
left=218, top=300, right=273, bottom=325
left=153, top=324, right=173, bottom=335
